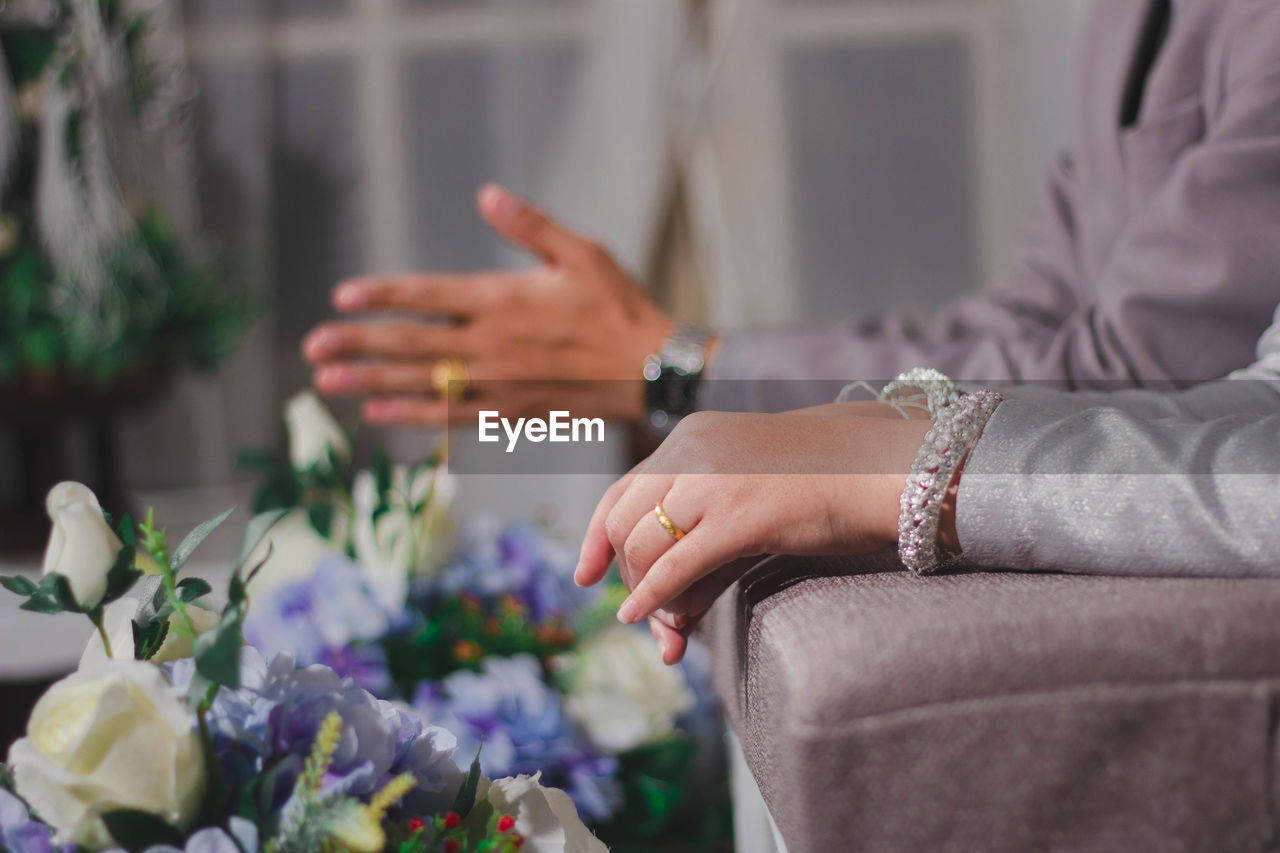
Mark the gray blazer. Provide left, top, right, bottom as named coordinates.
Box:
left=704, top=0, right=1280, bottom=414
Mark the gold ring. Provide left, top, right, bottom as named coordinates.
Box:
left=431, top=357, right=470, bottom=401
left=654, top=502, right=685, bottom=542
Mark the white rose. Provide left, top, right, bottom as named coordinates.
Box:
left=352, top=464, right=453, bottom=610
left=8, top=661, right=205, bottom=848
left=284, top=390, right=350, bottom=473
left=482, top=773, right=607, bottom=853
left=565, top=625, right=694, bottom=753
left=240, top=509, right=343, bottom=599
left=43, top=482, right=124, bottom=610
left=78, top=596, right=220, bottom=670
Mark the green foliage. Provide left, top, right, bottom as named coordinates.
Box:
left=131, top=615, right=169, bottom=661
left=170, top=507, right=235, bottom=574
left=138, top=507, right=170, bottom=566
left=382, top=595, right=578, bottom=692
left=102, top=809, right=185, bottom=852
left=0, top=4, right=257, bottom=388
left=0, top=541, right=139, bottom=615
left=452, top=750, right=483, bottom=818
left=595, top=737, right=735, bottom=853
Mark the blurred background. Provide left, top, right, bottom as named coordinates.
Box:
left=1, top=0, right=1092, bottom=547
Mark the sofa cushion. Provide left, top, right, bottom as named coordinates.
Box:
left=707, top=550, right=1280, bottom=852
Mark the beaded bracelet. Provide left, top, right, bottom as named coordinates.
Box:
left=898, top=388, right=1004, bottom=574
left=881, top=367, right=962, bottom=419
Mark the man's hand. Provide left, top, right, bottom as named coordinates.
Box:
left=302, top=183, right=675, bottom=426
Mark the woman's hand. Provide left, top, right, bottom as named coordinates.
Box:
left=574, top=404, right=934, bottom=663
left=301, top=183, right=675, bottom=426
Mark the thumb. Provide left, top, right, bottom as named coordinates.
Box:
left=476, top=182, right=586, bottom=264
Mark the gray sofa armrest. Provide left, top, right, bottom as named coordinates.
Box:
left=706, top=550, right=1280, bottom=852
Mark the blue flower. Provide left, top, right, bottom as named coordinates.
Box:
left=243, top=555, right=394, bottom=694
left=165, top=648, right=463, bottom=819
left=411, top=655, right=618, bottom=820
left=431, top=520, right=596, bottom=623
left=0, top=788, right=58, bottom=853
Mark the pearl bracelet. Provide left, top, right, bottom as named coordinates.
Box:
left=881, top=367, right=962, bottom=418
left=898, top=388, right=1004, bottom=574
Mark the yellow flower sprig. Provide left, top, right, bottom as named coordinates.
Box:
left=301, top=711, right=344, bottom=797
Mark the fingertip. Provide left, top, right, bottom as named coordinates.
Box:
left=301, top=328, right=334, bottom=361
left=477, top=182, right=519, bottom=226
left=334, top=282, right=368, bottom=311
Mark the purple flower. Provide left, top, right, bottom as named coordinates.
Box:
left=165, top=649, right=463, bottom=819
left=0, top=788, right=58, bottom=853
left=412, top=655, right=618, bottom=820
left=243, top=555, right=394, bottom=694
left=432, top=520, right=596, bottom=623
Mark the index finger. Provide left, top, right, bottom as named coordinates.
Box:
left=333, top=272, right=518, bottom=318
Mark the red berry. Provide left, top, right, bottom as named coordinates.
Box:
left=444, top=839, right=462, bottom=853
left=408, top=817, right=425, bottom=832
left=497, top=814, right=516, bottom=833
left=512, top=835, right=525, bottom=848
left=444, top=811, right=461, bottom=829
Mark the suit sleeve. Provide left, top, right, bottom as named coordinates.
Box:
left=955, top=378, right=1280, bottom=576
left=703, top=23, right=1280, bottom=414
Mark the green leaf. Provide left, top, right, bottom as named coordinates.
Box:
left=132, top=617, right=170, bottom=661
left=117, top=514, right=136, bottom=548
left=307, top=502, right=334, bottom=539
left=102, top=809, right=185, bottom=852
left=171, top=507, right=236, bottom=573
left=234, top=508, right=290, bottom=572
left=20, top=573, right=80, bottom=614
left=374, top=447, right=393, bottom=495
left=194, top=610, right=242, bottom=689
left=453, top=748, right=484, bottom=818
left=0, top=575, right=39, bottom=597
left=0, top=762, right=13, bottom=792
left=176, top=577, right=214, bottom=603
left=132, top=575, right=167, bottom=624
left=101, top=545, right=143, bottom=605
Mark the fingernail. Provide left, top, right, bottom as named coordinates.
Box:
left=617, top=597, right=641, bottom=624
left=572, top=563, right=586, bottom=587
left=657, top=636, right=668, bottom=659
left=334, top=284, right=367, bottom=310
left=305, top=329, right=340, bottom=358
left=480, top=183, right=520, bottom=224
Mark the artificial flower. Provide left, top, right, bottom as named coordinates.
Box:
left=42, top=481, right=123, bottom=610
left=284, top=390, right=350, bottom=473
left=7, top=661, right=205, bottom=848
left=240, top=509, right=344, bottom=598
left=352, top=464, right=454, bottom=610
left=413, top=655, right=618, bottom=821
left=78, top=596, right=220, bottom=669
left=564, top=624, right=694, bottom=753
left=482, top=773, right=608, bottom=853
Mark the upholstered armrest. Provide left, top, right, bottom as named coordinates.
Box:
left=706, top=551, right=1280, bottom=852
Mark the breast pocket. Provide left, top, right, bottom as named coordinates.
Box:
left=1119, top=95, right=1207, bottom=210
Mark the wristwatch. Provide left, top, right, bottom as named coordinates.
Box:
left=643, top=325, right=715, bottom=433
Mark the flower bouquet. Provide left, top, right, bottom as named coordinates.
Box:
left=1, top=482, right=608, bottom=853
left=231, top=394, right=733, bottom=852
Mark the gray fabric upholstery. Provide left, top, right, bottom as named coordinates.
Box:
left=708, top=550, right=1280, bottom=852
